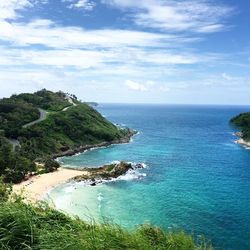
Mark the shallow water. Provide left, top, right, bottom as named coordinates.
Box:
left=47, top=104, right=250, bottom=250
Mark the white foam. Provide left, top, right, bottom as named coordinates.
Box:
left=110, top=160, right=120, bottom=164
left=97, top=193, right=103, bottom=202
left=64, top=186, right=76, bottom=193
left=117, top=169, right=146, bottom=181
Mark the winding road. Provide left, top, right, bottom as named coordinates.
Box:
left=62, top=97, right=77, bottom=111
left=6, top=97, right=77, bottom=150
left=23, top=108, right=47, bottom=128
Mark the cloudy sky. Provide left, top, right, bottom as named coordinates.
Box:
left=0, top=0, right=250, bottom=104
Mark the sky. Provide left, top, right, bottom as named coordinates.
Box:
left=0, top=0, right=250, bottom=104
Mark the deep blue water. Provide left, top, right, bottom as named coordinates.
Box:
left=49, top=104, right=250, bottom=250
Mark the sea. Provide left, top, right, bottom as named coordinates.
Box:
left=46, top=104, right=250, bottom=250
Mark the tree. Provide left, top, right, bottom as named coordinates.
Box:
left=44, top=158, right=60, bottom=173
left=0, top=177, right=12, bottom=202
left=0, top=136, right=36, bottom=183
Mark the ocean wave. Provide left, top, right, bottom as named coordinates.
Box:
left=97, top=193, right=104, bottom=202
left=117, top=169, right=147, bottom=181
left=64, top=186, right=76, bottom=194
left=110, top=160, right=120, bottom=164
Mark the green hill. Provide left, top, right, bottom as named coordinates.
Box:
left=0, top=90, right=132, bottom=183
left=11, top=89, right=74, bottom=112
left=230, top=112, right=250, bottom=141
left=0, top=100, right=40, bottom=133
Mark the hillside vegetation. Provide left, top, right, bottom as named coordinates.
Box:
left=0, top=137, right=35, bottom=183
left=0, top=89, right=71, bottom=138
left=11, top=89, right=73, bottom=112
left=0, top=101, right=39, bottom=136
left=19, top=103, right=128, bottom=160
left=231, top=112, right=250, bottom=141
left=0, top=90, right=130, bottom=183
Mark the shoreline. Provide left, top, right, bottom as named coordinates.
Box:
left=13, top=130, right=138, bottom=203
left=236, top=138, right=250, bottom=148
left=52, top=129, right=136, bottom=159
left=13, top=167, right=87, bottom=202
left=234, top=131, right=250, bottom=148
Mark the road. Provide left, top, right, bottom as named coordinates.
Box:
left=6, top=108, right=47, bottom=150
left=22, top=108, right=47, bottom=128
left=62, top=97, right=77, bottom=111
left=5, top=98, right=77, bottom=150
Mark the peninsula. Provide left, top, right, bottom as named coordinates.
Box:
left=231, top=112, right=250, bottom=148
left=0, top=89, right=134, bottom=184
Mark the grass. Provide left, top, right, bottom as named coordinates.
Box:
left=0, top=198, right=213, bottom=250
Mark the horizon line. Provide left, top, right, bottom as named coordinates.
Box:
left=94, top=102, right=250, bottom=107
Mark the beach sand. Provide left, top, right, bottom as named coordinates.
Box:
left=13, top=167, right=86, bottom=202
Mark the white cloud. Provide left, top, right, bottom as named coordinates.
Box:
left=125, top=80, right=148, bottom=91
left=222, top=73, right=233, bottom=81
left=63, top=0, right=95, bottom=11
left=159, top=86, right=170, bottom=92
left=0, top=0, right=33, bottom=20
left=0, top=19, right=178, bottom=48
left=0, top=0, right=246, bottom=105
left=0, top=17, right=214, bottom=69
left=125, top=80, right=173, bottom=92
left=103, top=0, right=233, bottom=33
left=0, top=45, right=217, bottom=71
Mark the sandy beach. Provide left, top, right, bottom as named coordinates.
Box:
left=13, top=167, right=86, bottom=202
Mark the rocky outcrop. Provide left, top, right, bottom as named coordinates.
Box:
left=234, top=132, right=250, bottom=148
left=71, top=161, right=142, bottom=185
left=236, top=138, right=250, bottom=148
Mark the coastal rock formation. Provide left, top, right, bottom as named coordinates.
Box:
left=52, top=128, right=137, bottom=159
left=72, top=161, right=142, bottom=184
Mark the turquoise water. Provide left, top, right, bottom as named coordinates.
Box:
left=48, top=104, right=250, bottom=250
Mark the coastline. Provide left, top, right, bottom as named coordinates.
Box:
left=13, top=130, right=137, bottom=203
left=52, top=129, right=136, bottom=159
left=234, top=131, right=250, bottom=148
left=236, top=138, right=250, bottom=148
left=13, top=167, right=87, bottom=202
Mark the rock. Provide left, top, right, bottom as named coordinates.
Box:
left=109, top=162, right=133, bottom=178
left=71, top=161, right=133, bottom=183
left=135, top=163, right=144, bottom=169
left=235, top=131, right=243, bottom=137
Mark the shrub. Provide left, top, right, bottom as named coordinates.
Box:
left=44, top=158, right=60, bottom=173
left=0, top=177, right=12, bottom=202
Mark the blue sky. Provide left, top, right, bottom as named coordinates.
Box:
left=0, top=0, right=250, bottom=104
